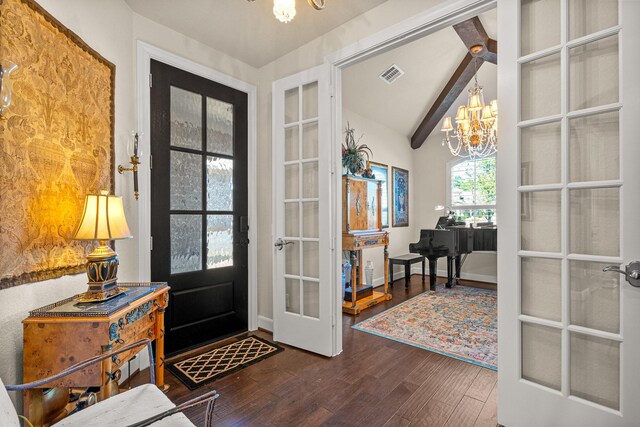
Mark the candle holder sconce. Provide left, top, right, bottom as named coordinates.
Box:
left=118, top=132, right=141, bottom=200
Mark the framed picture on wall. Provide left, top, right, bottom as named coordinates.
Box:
left=368, top=161, right=389, bottom=228
left=391, top=166, right=409, bottom=227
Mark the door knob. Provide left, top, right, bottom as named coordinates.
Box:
left=274, top=238, right=294, bottom=251
left=603, top=261, right=640, bottom=287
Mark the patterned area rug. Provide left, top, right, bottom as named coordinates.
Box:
left=167, top=336, right=284, bottom=390
left=353, top=285, right=497, bottom=370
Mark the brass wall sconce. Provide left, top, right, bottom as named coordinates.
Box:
left=0, top=61, right=18, bottom=119
left=118, top=132, right=141, bottom=200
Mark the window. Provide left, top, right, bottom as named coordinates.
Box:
left=447, top=156, right=497, bottom=225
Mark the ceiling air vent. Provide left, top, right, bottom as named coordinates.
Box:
left=379, top=64, right=405, bottom=85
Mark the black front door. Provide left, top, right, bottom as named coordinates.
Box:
left=150, top=59, right=248, bottom=355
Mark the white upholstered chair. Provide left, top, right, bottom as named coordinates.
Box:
left=1, top=340, right=218, bottom=427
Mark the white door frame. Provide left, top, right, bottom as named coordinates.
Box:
left=135, top=41, right=259, bottom=331
left=322, top=0, right=497, bottom=355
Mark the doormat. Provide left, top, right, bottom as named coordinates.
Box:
left=353, top=284, right=497, bottom=370
left=167, top=336, right=284, bottom=390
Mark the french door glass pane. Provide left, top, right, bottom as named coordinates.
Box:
left=285, top=88, right=299, bottom=124
left=303, top=241, right=319, bottom=278
left=570, top=333, right=620, bottom=409
left=303, top=280, right=320, bottom=319
left=521, top=122, right=562, bottom=186
left=521, top=53, right=561, bottom=121
left=521, top=257, right=561, bottom=321
left=521, top=322, right=562, bottom=390
left=285, top=242, right=299, bottom=276
left=569, top=35, right=619, bottom=111
left=521, top=0, right=560, bottom=56
left=570, top=188, right=619, bottom=257
left=302, top=122, right=319, bottom=159
left=285, top=126, right=299, bottom=162
left=302, top=162, right=318, bottom=198
left=206, top=97, right=233, bottom=156
left=207, top=157, right=233, bottom=211
left=285, top=202, right=299, bottom=237
left=570, top=261, right=620, bottom=333
left=171, top=151, right=202, bottom=210
left=303, top=202, right=319, bottom=238
left=170, top=86, right=202, bottom=150
left=521, top=191, right=561, bottom=252
left=170, top=215, right=202, bottom=274
left=286, top=278, right=301, bottom=314
left=285, top=164, right=299, bottom=199
left=569, top=0, right=618, bottom=41
left=207, top=215, right=233, bottom=269
left=569, top=112, right=619, bottom=182
left=302, top=82, right=318, bottom=119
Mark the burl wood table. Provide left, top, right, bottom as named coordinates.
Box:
left=22, top=282, right=169, bottom=427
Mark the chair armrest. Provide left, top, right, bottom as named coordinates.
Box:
left=126, top=390, right=219, bottom=427
left=5, top=339, right=155, bottom=391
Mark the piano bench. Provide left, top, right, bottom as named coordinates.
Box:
left=388, top=254, right=426, bottom=288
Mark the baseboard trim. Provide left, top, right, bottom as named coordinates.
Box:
left=258, top=315, right=273, bottom=332
left=369, top=265, right=496, bottom=288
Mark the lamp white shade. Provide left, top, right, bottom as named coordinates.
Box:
left=73, top=191, right=132, bottom=241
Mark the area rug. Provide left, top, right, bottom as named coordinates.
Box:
left=353, top=285, right=497, bottom=370
left=167, top=336, right=284, bottom=390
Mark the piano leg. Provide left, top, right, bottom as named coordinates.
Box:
left=455, top=255, right=462, bottom=286
left=446, top=256, right=454, bottom=288
left=422, top=257, right=426, bottom=284
left=427, top=256, right=438, bottom=291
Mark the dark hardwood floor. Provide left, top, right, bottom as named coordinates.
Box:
left=156, top=275, right=498, bottom=426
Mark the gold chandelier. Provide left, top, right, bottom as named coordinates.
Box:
left=441, top=57, right=497, bottom=159
left=272, top=0, right=325, bottom=23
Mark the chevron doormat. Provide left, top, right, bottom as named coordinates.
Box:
left=167, top=336, right=284, bottom=390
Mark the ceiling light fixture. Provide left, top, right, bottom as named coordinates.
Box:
left=441, top=52, right=497, bottom=159
left=273, top=0, right=296, bottom=23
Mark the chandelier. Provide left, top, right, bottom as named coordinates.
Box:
left=441, top=57, right=497, bottom=159
left=272, top=0, right=325, bottom=23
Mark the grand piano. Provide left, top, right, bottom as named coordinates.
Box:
left=409, top=218, right=497, bottom=291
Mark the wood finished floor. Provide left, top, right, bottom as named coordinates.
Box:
left=159, top=275, right=498, bottom=427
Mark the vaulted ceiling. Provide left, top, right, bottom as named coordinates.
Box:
left=125, top=0, right=387, bottom=68
left=342, top=8, right=497, bottom=144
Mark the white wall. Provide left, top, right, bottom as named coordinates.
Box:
left=341, top=108, right=416, bottom=286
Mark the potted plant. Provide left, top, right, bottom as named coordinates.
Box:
left=342, top=122, right=372, bottom=175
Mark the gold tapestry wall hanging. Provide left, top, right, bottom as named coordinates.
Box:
left=0, top=0, right=115, bottom=288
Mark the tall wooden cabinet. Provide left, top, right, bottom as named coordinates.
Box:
left=342, top=174, right=391, bottom=314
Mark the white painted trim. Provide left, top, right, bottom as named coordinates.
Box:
left=257, top=315, right=273, bottom=332
left=135, top=41, right=258, bottom=331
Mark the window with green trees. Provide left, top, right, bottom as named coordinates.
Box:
left=448, top=156, right=497, bottom=224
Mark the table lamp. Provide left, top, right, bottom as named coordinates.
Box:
left=73, top=190, right=132, bottom=303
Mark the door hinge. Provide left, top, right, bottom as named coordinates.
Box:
left=150, top=236, right=153, bottom=251
left=149, top=154, right=153, bottom=169
left=149, top=73, right=153, bottom=88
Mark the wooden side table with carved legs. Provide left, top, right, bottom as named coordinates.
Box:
left=22, top=282, right=169, bottom=427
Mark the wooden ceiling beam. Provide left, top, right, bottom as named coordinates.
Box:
left=410, top=53, right=484, bottom=149
left=410, top=17, right=497, bottom=149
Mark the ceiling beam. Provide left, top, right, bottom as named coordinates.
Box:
left=410, top=17, right=497, bottom=149
left=410, top=53, right=483, bottom=149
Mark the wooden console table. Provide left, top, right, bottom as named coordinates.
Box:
left=22, top=282, right=169, bottom=426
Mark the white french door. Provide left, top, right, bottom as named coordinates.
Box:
left=498, top=0, right=640, bottom=426
left=272, top=64, right=337, bottom=356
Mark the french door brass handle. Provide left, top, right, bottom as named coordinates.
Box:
left=274, top=238, right=294, bottom=251
left=603, top=262, right=640, bottom=287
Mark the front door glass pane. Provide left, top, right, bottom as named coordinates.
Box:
left=207, top=157, right=233, bottom=211
left=170, top=86, right=202, bottom=150
left=171, top=214, right=202, bottom=274
left=171, top=151, right=202, bottom=210
left=206, top=97, right=233, bottom=155
left=207, top=215, right=233, bottom=269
